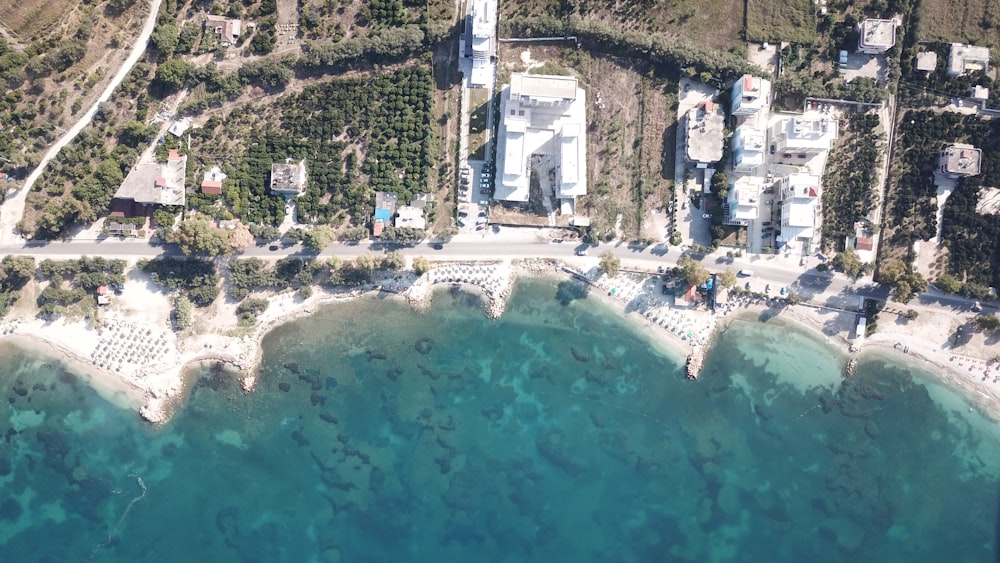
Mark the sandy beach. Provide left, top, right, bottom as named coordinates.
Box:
left=1, top=257, right=998, bottom=423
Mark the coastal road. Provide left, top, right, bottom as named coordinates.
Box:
left=0, top=236, right=894, bottom=309
left=0, top=0, right=163, bottom=244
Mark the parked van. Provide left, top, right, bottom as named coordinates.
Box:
left=738, top=270, right=754, bottom=277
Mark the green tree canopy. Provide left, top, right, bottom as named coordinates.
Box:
left=155, top=58, right=189, bottom=90
left=170, top=218, right=231, bottom=256
left=977, top=314, right=1000, bottom=332
left=598, top=251, right=620, bottom=277
left=677, top=255, right=710, bottom=287
left=412, top=256, right=430, bottom=275
left=303, top=225, right=335, bottom=251
left=719, top=269, right=737, bottom=289
left=936, top=274, right=962, bottom=294
left=833, top=248, right=863, bottom=277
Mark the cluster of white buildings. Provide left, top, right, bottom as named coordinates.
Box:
left=495, top=73, right=588, bottom=217
left=688, top=73, right=841, bottom=252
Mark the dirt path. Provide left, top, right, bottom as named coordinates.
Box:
left=0, top=0, right=163, bottom=243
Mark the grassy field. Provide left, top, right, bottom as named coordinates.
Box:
left=918, top=0, right=1000, bottom=46
left=746, top=0, right=816, bottom=44
left=500, top=0, right=745, bottom=50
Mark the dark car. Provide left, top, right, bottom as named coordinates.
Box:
left=431, top=243, right=443, bottom=250
left=268, top=245, right=279, bottom=251
left=480, top=189, right=491, bottom=194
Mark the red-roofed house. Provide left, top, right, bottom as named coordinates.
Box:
left=201, top=166, right=227, bottom=195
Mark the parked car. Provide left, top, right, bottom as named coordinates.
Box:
left=480, top=189, right=491, bottom=194
left=475, top=224, right=486, bottom=231
left=576, top=249, right=588, bottom=256
left=702, top=213, right=711, bottom=219
left=764, top=200, right=773, bottom=205
left=268, top=245, right=279, bottom=251
left=765, top=284, right=772, bottom=293
left=762, top=221, right=772, bottom=226
left=780, top=286, right=787, bottom=296
left=738, top=270, right=753, bottom=277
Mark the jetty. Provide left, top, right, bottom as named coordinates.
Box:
left=686, top=346, right=705, bottom=380
left=843, top=355, right=859, bottom=378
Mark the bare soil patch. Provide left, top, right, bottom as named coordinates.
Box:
left=496, top=44, right=677, bottom=241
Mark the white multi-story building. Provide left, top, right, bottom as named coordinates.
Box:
left=778, top=173, right=821, bottom=244
left=939, top=143, right=982, bottom=178
left=730, top=74, right=771, bottom=116
left=732, top=124, right=766, bottom=172
left=496, top=73, right=587, bottom=211
left=857, top=18, right=897, bottom=54
left=463, top=0, right=497, bottom=87
left=725, top=175, right=766, bottom=225
left=770, top=115, right=838, bottom=157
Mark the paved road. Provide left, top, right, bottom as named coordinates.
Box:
left=0, top=0, right=163, bottom=244
left=1, top=236, right=898, bottom=309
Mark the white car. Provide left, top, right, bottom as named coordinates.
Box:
left=702, top=213, right=711, bottom=219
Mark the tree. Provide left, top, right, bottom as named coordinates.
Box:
left=677, top=255, right=710, bottom=287
left=382, top=250, right=405, bottom=270
left=303, top=225, right=335, bottom=251
left=976, top=314, right=1000, bottom=332
left=170, top=218, right=231, bottom=256
left=892, top=280, right=914, bottom=303
left=250, top=224, right=282, bottom=241
left=154, top=58, right=189, bottom=90
left=709, top=170, right=728, bottom=200
left=785, top=291, right=802, bottom=305
left=355, top=254, right=379, bottom=280
left=338, top=226, right=369, bottom=242
left=412, top=256, right=431, bottom=275
left=598, top=251, right=620, bottom=277
left=878, top=258, right=908, bottom=286
left=229, top=223, right=255, bottom=253
left=905, top=309, right=919, bottom=320
left=174, top=295, right=193, bottom=329
left=150, top=22, right=179, bottom=56
left=833, top=248, right=863, bottom=277
left=719, top=269, right=737, bottom=289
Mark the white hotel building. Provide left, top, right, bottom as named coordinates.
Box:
left=496, top=73, right=587, bottom=214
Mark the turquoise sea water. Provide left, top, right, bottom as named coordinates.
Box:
left=2, top=278, right=1000, bottom=561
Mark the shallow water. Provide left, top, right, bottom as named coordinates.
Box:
left=1, top=279, right=999, bottom=561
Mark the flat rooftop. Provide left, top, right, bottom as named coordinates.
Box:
left=949, top=43, right=990, bottom=75
left=685, top=103, right=725, bottom=164
left=859, top=19, right=896, bottom=48
left=510, top=73, right=578, bottom=102
left=271, top=161, right=306, bottom=195
left=941, top=144, right=982, bottom=176
left=915, top=51, right=937, bottom=72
